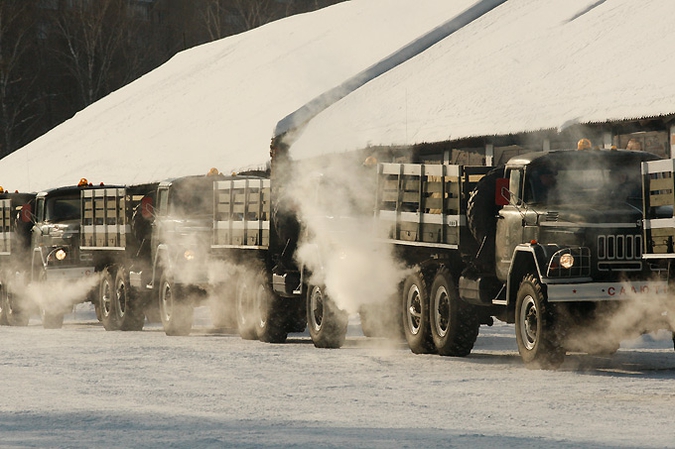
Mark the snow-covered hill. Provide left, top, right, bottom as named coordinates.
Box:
left=290, top=0, right=675, bottom=158
left=0, top=0, right=479, bottom=193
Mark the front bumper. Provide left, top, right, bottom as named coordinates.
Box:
left=546, top=280, right=669, bottom=302
left=44, top=266, right=96, bottom=282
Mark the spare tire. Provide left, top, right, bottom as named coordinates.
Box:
left=466, top=167, right=504, bottom=272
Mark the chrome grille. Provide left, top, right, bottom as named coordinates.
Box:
left=597, top=234, right=642, bottom=271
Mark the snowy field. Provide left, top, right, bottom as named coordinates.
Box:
left=1, top=306, right=674, bottom=449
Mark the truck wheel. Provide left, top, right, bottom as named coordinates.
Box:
left=99, top=269, right=120, bottom=331
left=307, top=285, right=348, bottom=349
left=402, top=270, right=435, bottom=354
left=159, top=274, right=193, bottom=336
left=429, top=267, right=479, bottom=356
left=515, top=274, right=565, bottom=369
left=254, top=276, right=288, bottom=343
left=116, top=269, right=144, bottom=331
left=235, top=275, right=258, bottom=340
left=1, top=282, right=30, bottom=326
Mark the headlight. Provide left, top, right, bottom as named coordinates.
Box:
left=55, top=248, right=67, bottom=261
left=559, top=253, right=574, bottom=269
left=183, top=249, right=195, bottom=261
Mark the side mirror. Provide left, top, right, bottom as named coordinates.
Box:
left=495, top=178, right=510, bottom=206
left=140, top=196, right=154, bottom=219
left=20, top=203, right=33, bottom=223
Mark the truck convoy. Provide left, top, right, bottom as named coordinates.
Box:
left=2, top=139, right=674, bottom=369
left=14, top=173, right=260, bottom=334
left=6, top=169, right=304, bottom=338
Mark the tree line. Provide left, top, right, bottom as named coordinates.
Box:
left=0, top=0, right=344, bottom=159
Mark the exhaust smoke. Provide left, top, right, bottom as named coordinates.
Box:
left=284, top=152, right=408, bottom=317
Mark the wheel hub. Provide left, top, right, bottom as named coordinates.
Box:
left=520, top=295, right=538, bottom=350
left=406, top=285, right=422, bottom=335
left=310, top=287, right=324, bottom=331
left=434, top=287, right=449, bottom=338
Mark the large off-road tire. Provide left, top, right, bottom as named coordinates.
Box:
left=115, top=268, right=145, bottom=331
left=253, top=276, right=288, bottom=343
left=401, top=270, right=435, bottom=354
left=429, top=267, right=480, bottom=356
left=515, top=274, right=565, bottom=370
left=0, top=281, right=30, bottom=326
left=235, top=275, right=258, bottom=340
left=99, top=269, right=120, bottom=331
left=307, top=284, right=348, bottom=349
left=158, top=274, right=193, bottom=336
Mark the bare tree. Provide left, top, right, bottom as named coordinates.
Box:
left=0, top=0, right=42, bottom=157
left=48, top=0, right=149, bottom=108
left=200, top=0, right=344, bottom=41
left=200, top=0, right=228, bottom=41
left=229, top=0, right=293, bottom=32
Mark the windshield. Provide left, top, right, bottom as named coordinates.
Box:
left=45, top=196, right=80, bottom=222
left=525, top=165, right=641, bottom=208
left=168, top=185, right=212, bottom=218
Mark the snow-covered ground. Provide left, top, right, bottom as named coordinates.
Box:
left=1, top=306, right=674, bottom=448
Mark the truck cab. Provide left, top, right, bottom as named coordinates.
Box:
left=495, top=149, right=661, bottom=298
left=134, top=174, right=227, bottom=335
left=30, top=181, right=116, bottom=327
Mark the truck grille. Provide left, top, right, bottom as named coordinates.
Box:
left=597, top=234, right=642, bottom=271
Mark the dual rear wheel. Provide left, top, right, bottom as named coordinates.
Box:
left=235, top=271, right=288, bottom=343
left=99, top=267, right=145, bottom=332
left=402, top=267, right=479, bottom=356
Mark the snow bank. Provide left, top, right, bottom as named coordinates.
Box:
left=290, top=0, right=675, bottom=158
left=0, top=0, right=478, bottom=193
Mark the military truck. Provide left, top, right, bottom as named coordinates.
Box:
left=22, top=174, right=237, bottom=333
left=29, top=181, right=119, bottom=328
left=0, top=189, right=36, bottom=326
left=191, top=141, right=675, bottom=358
left=124, top=171, right=280, bottom=337
left=372, top=145, right=672, bottom=369
left=74, top=172, right=260, bottom=336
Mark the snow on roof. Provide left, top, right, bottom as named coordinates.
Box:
left=0, top=0, right=478, bottom=193
left=289, top=0, right=675, bottom=159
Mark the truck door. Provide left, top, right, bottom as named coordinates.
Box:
left=495, top=167, right=537, bottom=280
left=151, top=186, right=170, bottom=267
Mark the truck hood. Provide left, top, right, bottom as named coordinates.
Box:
left=538, top=205, right=641, bottom=227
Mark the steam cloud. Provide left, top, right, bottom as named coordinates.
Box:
left=285, top=153, right=408, bottom=316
